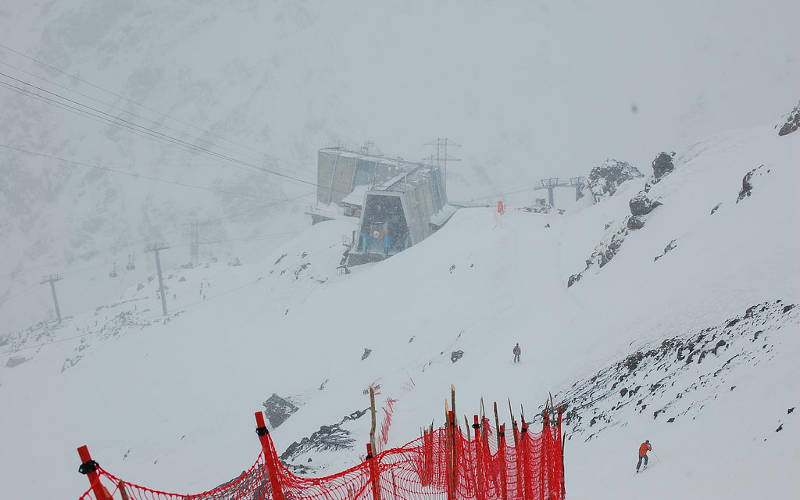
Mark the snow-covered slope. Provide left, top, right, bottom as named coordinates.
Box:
left=1, top=121, right=798, bottom=499
left=2, top=0, right=799, bottom=335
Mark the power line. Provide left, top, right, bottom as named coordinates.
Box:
left=0, top=57, right=262, bottom=164
left=0, top=71, right=319, bottom=187
left=0, top=42, right=282, bottom=163
left=0, top=143, right=266, bottom=200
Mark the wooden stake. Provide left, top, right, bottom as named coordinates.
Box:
left=493, top=402, right=502, bottom=449
left=451, top=385, right=457, bottom=428
left=119, top=482, right=129, bottom=500
left=369, top=385, right=377, bottom=454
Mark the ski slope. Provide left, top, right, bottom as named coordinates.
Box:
left=1, top=122, right=798, bottom=499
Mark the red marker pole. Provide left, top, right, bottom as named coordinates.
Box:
left=77, top=445, right=109, bottom=500
left=255, top=411, right=286, bottom=500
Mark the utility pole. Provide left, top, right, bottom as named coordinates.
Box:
left=40, top=274, right=63, bottom=324
left=145, top=243, right=169, bottom=316
left=425, top=137, right=461, bottom=188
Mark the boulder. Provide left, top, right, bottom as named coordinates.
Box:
left=777, top=101, right=800, bottom=137
left=262, top=393, right=299, bottom=428
left=629, top=191, right=662, bottom=216
left=627, top=215, right=645, bottom=230
left=585, top=159, right=644, bottom=201
left=652, top=152, right=675, bottom=179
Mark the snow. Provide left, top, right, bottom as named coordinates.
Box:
left=0, top=2, right=799, bottom=499
left=1, top=121, right=799, bottom=499
left=341, top=185, right=370, bottom=207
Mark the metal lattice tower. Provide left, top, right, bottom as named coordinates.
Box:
left=425, top=138, right=461, bottom=187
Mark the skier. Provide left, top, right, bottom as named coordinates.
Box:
left=512, top=343, right=521, bottom=363
left=636, top=440, right=652, bottom=472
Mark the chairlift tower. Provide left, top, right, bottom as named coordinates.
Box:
left=145, top=243, right=169, bottom=316
left=40, top=274, right=63, bottom=324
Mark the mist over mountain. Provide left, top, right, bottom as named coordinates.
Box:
left=0, top=3, right=798, bottom=499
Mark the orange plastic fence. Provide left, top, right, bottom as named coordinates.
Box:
left=78, top=410, right=565, bottom=500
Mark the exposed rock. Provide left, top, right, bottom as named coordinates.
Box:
left=629, top=191, right=662, bottom=216
left=652, top=152, right=676, bottom=180
left=568, top=223, right=629, bottom=286
left=6, top=356, right=27, bottom=368
left=654, top=239, right=677, bottom=261
left=737, top=171, right=754, bottom=202
left=627, top=215, right=645, bottom=230
left=556, top=301, right=795, bottom=438
left=280, top=408, right=368, bottom=463
left=710, top=203, right=722, bottom=215
left=262, top=393, right=299, bottom=428
left=361, top=348, right=372, bottom=360
left=777, top=101, right=800, bottom=136
left=584, top=159, right=644, bottom=202
left=451, top=350, right=464, bottom=363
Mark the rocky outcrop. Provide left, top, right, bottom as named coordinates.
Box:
left=737, top=165, right=768, bottom=203
left=555, top=300, right=797, bottom=440
left=262, top=393, right=299, bottom=428
left=584, top=159, right=644, bottom=202
left=280, top=408, right=369, bottom=464
left=653, top=239, right=678, bottom=262
left=567, top=223, right=629, bottom=287
left=627, top=215, right=645, bottom=230
left=652, top=152, right=676, bottom=180
left=629, top=191, right=662, bottom=216
left=777, top=101, right=800, bottom=137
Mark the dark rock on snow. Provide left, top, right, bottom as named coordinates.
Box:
left=627, top=215, right=645, bottom=230
left=652, top=152, right=676, bottom=180
left=584, top=159, right=644, bottom=202
left=262, top=393, right=299, bottom=428
left=629, top=191, right=662, bottom=216
left=777, top=101, right=800, bottom=137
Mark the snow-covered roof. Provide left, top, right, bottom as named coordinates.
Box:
left=429, top=204, right=459, bottom=227
left=341, top=185, right=370, bottom=206
left=319, top=147, right=429, bottom=170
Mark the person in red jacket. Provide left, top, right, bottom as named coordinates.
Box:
left=636, top=440, right=652, bottom=472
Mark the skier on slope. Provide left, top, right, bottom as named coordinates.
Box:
left=512, top=343, right=521, bottom=363
left=636, top=440, right=652, bottom=472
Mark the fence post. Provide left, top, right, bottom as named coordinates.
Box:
left=498, top=424, right=508, bottom=500
left=473, top=415, right=486, bottom=500
left=540, top=412, right=549, bottom=500
left=77, top=445, right=110, bottom=500
left=366, top=443, right=382, bottom=500
left=448, top=410, right=458, bottom=500
left=557, top=407, right=565, bottom=500
left=255, top=411, right=286, bottom=500
left=521, top=422, right=533, bottom=500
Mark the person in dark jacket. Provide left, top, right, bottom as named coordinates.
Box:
left=512, top=343, right=521, bottom=363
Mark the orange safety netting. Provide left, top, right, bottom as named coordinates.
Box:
left=78, top=411, right=565, bottom=500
